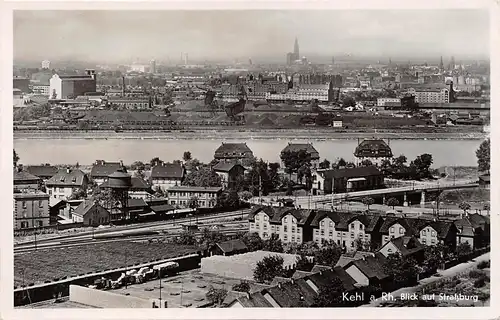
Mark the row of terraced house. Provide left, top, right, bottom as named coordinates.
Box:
left=248, top=205, right=490, bottom=252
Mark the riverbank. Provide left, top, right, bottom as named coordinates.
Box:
left=14, top=129, right=486, bottom=141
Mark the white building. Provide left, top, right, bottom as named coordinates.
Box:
left=377, top=97, right=401, bottom=107
left=407, top=88, right=450, bottom=104
left=49, top=70, right=96, bottom=99
left=45, top=168, right=89, bottom=206
left=41, top=60, right=51, bottom=70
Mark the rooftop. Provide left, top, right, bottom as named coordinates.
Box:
left=151, top=163, right=184, bottom=179
left=168, top=186, right=222, bottom=193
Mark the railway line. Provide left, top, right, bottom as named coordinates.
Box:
left=15, top=209, right=250, bottom=248
left=14, top=219, right=249, bottom=254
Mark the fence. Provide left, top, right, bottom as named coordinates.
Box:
left=14, top=253, right=201, bottom=307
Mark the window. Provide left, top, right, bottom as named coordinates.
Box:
left=315, top=238, right=320, bottom=243
left=21, top=221, right=28, bottom=228
left=337, top=232, right=341, bottom=237
left=264, top=216, right=268, bottom=221
left=351, top=241, right=354, bottom=248
left=321, top=230, right=324, bottom=235
left=264, top=224, right=267, bottom=230
left=292, top=236, right=295, bottom=242
left=320, top=221, right=324, bottom=227
left=350, top=233, right=354, bottom=238
left=422, top=238, right=426, bottom=244
left=337, top=240, right=341, bottom=245
left=297, top=236, right=301, bottom=242
left=329, top=221, right=333, bottom=228
left=431, top=231, right=436, bottom=237
left=329, top=231, right=333, bottom=237
left=422, top=230, right=426, bottom=235
left=315, top=230, right=319, bottom=234
left=39, top=201, right=43, bottom=208
left=431, top=239, right=436, bottom=245
left=276, top=226, right=280, bottom=231
left=284, top=226, right=287, bottom=232
left=359, top=224, right=363, bottom=230
left=22, top=201, right=26, bottom=209
left=351, top=223, right=355, bottom=229
left=263, top=232, right=268, bottom=238
left=284, top=234, right=288, bottom=241
left=284, top=217, right=288, bottom=223
left=399, top=227, right=404, bottom=233
left=390, top=227, right=394, bottom=233
left=255, top=216, right=259, bottom=220
left=292, top=227, right=295, bottom=233
left=38, top=221, right=43, bottom=227
left=256, top=223, right=260, bottom=228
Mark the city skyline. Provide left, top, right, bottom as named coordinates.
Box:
left=14, top=10, right=490, bottom=65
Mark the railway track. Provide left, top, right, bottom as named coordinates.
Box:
left=14, top=221, right=249, bottom=254
left=15, top=209, right=250, bottom=248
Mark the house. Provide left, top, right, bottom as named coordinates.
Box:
left=335, top=251, right=375, bottom=268
left=25, top=164, right=59, bottom=182
left=90, top=160, right=126, bottom=185
left=454, top=214, right=490, bottom=249
left=71, top=200, right=110, bottom=226
left=45, top=168, right=89, bottom=205
left=343, top=253, right=390, bottom=287
left=13, top=169, right=42, bottom=191
left=310, top=211, right=383, bottom=251
left=213, top=142, right=254, bottom=164
left=377, top=236, right=425, bottom=263
left=249, top=206, right=317, bottom=244
left=150, top=162, right=185, bottom=192
left=228, top=268, right=356, bottom=308
left=318, top=166, right=384, bottom=194
left=281, top=143, right=320, bottom=169
left=379, top=217, right=457, bottom=249
left=146, top=198, right=175, bottom=216
left=354, top=139, right=393, bottom=165
left=167, top=186, right=222, bottom=208
left=127, top=198, right=150, bottom=219
left=126, top=177, right=153, bottom=199
left=213, top=162, right=246, bottom=189
left=478, top=174, right=490, bottom=188
left=13, top=189, right=50, bottom=230
left=209, top=239, right=248, bottom=256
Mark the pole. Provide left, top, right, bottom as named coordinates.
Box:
left=180, top=280, right=183, bottom=307
left=159, top=274, right=162, bottom=305
left=125, top=251, right=128, bottom=289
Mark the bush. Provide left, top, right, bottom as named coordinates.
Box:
left=232, top=281, right=250, bottom=293
left=473, top=277, right=486, bottom=288
left=477, top=260, right=490, bottom=269
left=469, top=270, right=486, bottom=279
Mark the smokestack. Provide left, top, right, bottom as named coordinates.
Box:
left=122, top=76, right=125, bottom=97
left=66, top=167, right=70, bottom=174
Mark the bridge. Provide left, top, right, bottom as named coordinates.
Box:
left=250, top=181, right=479, bottom=208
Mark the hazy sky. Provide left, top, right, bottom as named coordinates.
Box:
left=14, top=10, right=490, bottom=63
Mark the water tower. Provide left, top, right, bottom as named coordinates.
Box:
left=104, top=169, right=132, bottom=221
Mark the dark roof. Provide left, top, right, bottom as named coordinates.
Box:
left=151, top=163, right=184, bottom=179
left=270, top=208, right=316, bottom=226
left=45, top=169, right=87, bottom=187
left=479, top=174, right=490, bottom=183
left=234, top=292, right=273, bottom=307
left=310, top=210, right=360, bottom=230
left=129, top=177, right=152, bottom=191
left=90, top=161, right=125, bottom=178
left=149, top=204, right=175, bottom=213
left=354, top=139, right=393, bottom=158
left=73, top=200, right=109, bottom=218
left=265, top=281, right=314, bottom=307
left=379, top=216, right=455, bottom=239
left=14, top=170, right=41, bottom=182
left=214, top=143, right=252, bottom=157
left=26, top=165, right=59, bottom=179
left=281, top=143, right=319, bottom=158
left=307, top=268, right=356, bottom=292
left=215, top=239, right=248, bottom=254
left=213, top=162, right=245, bottom=172
left=127, top=198, right=148, bottom=209
left=58, top=74, right=93, bottom=80
left=320, top=166, right=382, bottom=179
left=346, top=253, right=389, bottom=281
left=335, top=251, right=375, bottom=268
left=292, top=270, right=314, bottom=279
left=384, top=236, right=425, bottom=256
left=248, top=205, right=279, bottom=221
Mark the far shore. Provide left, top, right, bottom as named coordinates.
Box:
left=13, top=129, right=486, bottom=141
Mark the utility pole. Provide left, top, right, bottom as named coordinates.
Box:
left=159, top=274, right=162, bottom=306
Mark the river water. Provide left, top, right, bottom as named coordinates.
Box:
left=14, top=138, right=482, bottom=167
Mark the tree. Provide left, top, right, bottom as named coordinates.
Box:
left=342, top=96, right=356, bottom=108
left=175, top=231, right=197, bottom=245
left=314, top=276, right=347, bottom=307
left=217, top=189, right=240, bottom=209
left=319, top=159, right=331, bottom=170
left=199, top=228, right=227, bottom=250
left=150, top=157, right=163, bottom=167
left=336, top=158, right=347, bottom=168
left=238, top=191, right=253, bottom=201
left=268, top=162, right=281, bottom=191
left=423, top=244, right=447, bottom=272
left=383, top=253, right=419, bottom=286
left=13, top=149, right=20, bottom=168
left=459, top=201, right=471, bottom=216
left=412, top=153, right=434, bottom=179
left=133, top=169, right=145, bottom=180
left=354, top=237, right=370, bottom=251
left=476, top=139, right=490, bottom=173
left=130, top=161, right=145, bottom=171
left=240, top=232, right=264, bottom=251
left=183, top=151, right=192, bottom=162
left=314, top=243, right=342, bottom=268
left=183, top=167, right=222, bottom=188
left=280, top=149, right=311, bottom=179
left=253, top=255, right=284, bottom=284
left=360, top=159, right=373, bottom=167
left=232, top=281, right=250, bottom=293
left=456, top=242, right=472, bottom=258
left=386, top=197, right=399, bottom=210
left=362, top=196, right=375, bottom=210
left=263, top=234, right=284, bottom=253
left=205, top=286, right=228, bottom=306
left=68, top=187, right=86, bottom=200
left=295, top=255, right=314, bottom=272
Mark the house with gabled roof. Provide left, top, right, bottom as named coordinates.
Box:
left=281, top=143, right=320, bottom=169
left=90, top=160, right=126, bottom=185
left=13, top=169, right=42, bottom=191
left=71, top=199, right=110, bottom=227
left=45, top=168, right=89, bottom=205
left=310, top=210, right=383, bottom=251
left=315, top=166, right=385, bottom=194
left=377, top=236, right=425, bottom=263
left=454, top=214, right=490, bottom=249
left=213, top=142, right=254, bottom=165
left=343, top=252, right=390, bottom=287
left=150, top=162, right=185, bottom=192
left=269, top=208, right=317, bottom=244
left=209, top=239, right=248, bottom=257
left=213, top=161, right=245, bottom=189
left=354, top=139, right=393, bottom=166
left=25, top=164, right=59, bottom=182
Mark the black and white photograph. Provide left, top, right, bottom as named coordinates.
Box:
left=7, top=5, right=494, bottom=313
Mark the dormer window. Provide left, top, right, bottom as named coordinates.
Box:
left=321, top=221, right=325, bottom=227
left=72, top=177, right=77, bottom=183
left=284, top=217, right=288, bottom=223
left=60, top=177, right=65, bottom=182
left=359, top=224, right=363, bottom=230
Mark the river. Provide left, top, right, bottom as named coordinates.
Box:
left=13, top=138, right=482, bottom=167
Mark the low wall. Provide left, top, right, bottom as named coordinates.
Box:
left=14, top=253, right=201, bottom=307
left=69, top=285, right=152, bottom=308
